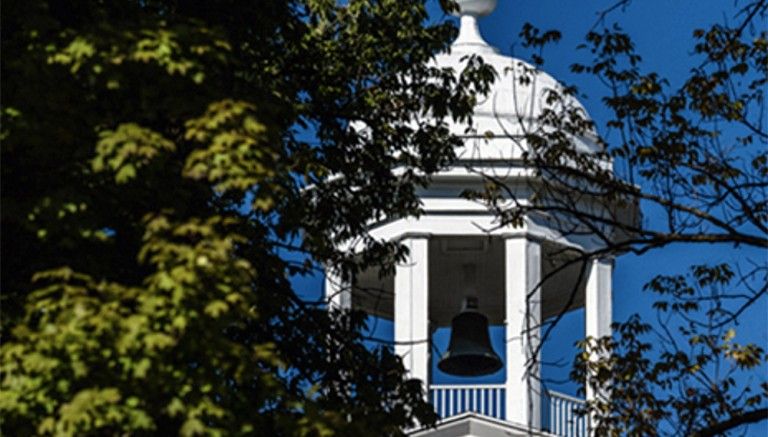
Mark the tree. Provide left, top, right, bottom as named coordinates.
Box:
left=0, top=1, right=493, bottom=435
left=470, top=0, right=767, bottom=435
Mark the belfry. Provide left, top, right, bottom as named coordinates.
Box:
left=326, top=1, right=634, bottom=435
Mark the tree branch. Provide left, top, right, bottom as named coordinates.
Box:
left=691, top=408, right=768, bottom=437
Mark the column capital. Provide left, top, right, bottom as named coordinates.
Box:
left=591, top=256, right=615, bottom=266
left=499, top=232, right=545, bottom=244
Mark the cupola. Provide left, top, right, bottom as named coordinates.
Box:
left=325, top=2, right=634, bottom=435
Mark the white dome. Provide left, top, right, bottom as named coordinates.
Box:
left=436, top=51, right=592, bottom=129
left=433, top=9, right=599, bottom=163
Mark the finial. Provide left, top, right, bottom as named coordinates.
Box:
left=453, top=0, right=497, bottom=17
left=452, top=0, right=498, bottom=54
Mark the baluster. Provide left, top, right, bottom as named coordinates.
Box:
left=553, top=396, right=556, bottom=434
left=466, top=389, right=470, bottom=414
left=577, top=409, right=582, bottom=437
left=433, top=389, right=438, bottom=418
left=574, top=399, right=579, bottom=437
left=463, top=388, right=468, bottom=414
left=450, top=389, right=456, bottom=417
left=453, top=388, right=457, bottom=416
left=451, top=388, right=456, bottom=417
left=481, top=389, right=487, bottom=415
left=489, top=389, right=495, bottom=417
left=442, top=388, right=447, bottom=418
left=432, top=389, right=437, bottom=418
left=552, top=397, right=557, bottom=435
left=562, top=398, right=567, bottom=435
left=437, top=389, right=443, bottom=418
left=568, top=401, right=576, bottom=435
left=486, top=388, right=491, bottom=416
left=443, top=388, right=449, bottom=418
left=550, top=395, right=556, bottom=434
left=466, top=389, right=471, bottom=412
left=450, top=389, right=454, bottom=417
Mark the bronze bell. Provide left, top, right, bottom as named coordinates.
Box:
left=438, top=297, right=503, bottom=376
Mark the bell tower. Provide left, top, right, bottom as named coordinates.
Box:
left=325, top=1, right=634, bottom=435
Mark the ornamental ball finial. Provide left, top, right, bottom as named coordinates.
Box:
left=453, top=0, right=497, bottom=17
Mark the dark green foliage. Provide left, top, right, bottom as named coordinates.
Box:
left=0, top=1, right=493, bottom=435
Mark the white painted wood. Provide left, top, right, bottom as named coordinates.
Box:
left=551, top=394, right=558, bottom=435
left=325, top=269, right=350, bottom=310
left=429, top=384, right=506, bottom=420
left=585, top=258, right=613, bottom=342
left=546, top=390, right=587, bottom=437
left=442, top=389, right=448, bottom=417
left=394, top=237, right=430, bottom=386
left=585, top=257, right=613, bottom=435
left=504, top=237, right=542, bottom=429
left=347, top=215, right=606, bottom=255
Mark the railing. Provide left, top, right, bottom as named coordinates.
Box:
left=428, top=384, right=505, bottom=420
left=543, top=390, right=587, bottom=437
left=428, top=385, right=586, bottom=437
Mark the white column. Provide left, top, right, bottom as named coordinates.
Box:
left=325, top=268, right=351, bottom=310
left=585, top=257, right=613, bottom=433
left=394, top=236, right=430, bottom=385
left=504, top=237, right=542, bottom=429
left=585, top=257, right=612, bottom=386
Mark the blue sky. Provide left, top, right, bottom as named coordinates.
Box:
left=439, top=2, right=767, bottom=434
left=456, top=0, right=765, bottom=424
left=296, top=0, right=767, bottom=433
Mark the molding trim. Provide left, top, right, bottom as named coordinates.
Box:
left=397, top=232, right=432, bottom=241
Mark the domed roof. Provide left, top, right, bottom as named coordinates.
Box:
left=434, top=1, right=598, bottom=162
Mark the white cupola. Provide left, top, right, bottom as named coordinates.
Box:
left=326, top=1, right=631, bottom=435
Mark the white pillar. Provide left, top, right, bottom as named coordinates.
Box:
left=504, top=237, right=542, bottom=428
left=585, top=257, right=613, bottom=432
left=325, top=268, right=351, bottom=310
left=394, top=236, right=430, bottom=385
